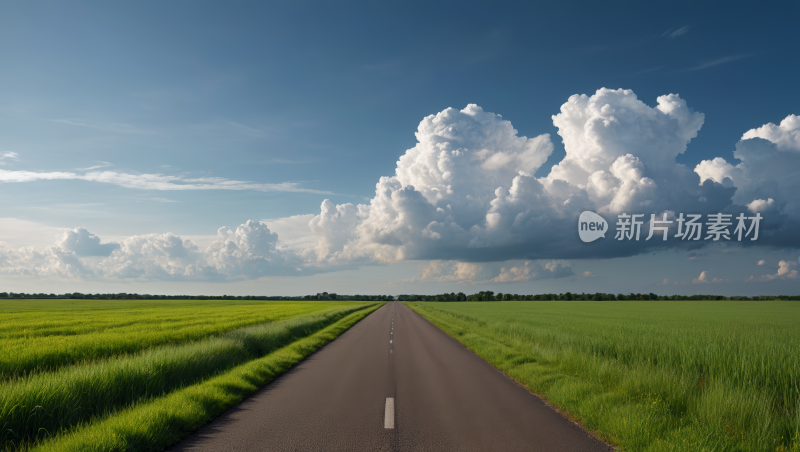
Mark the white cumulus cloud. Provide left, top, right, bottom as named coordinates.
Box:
left=56, top=227, right=120, bottom=256
left=305, top=89, right=734, bottom=265
left=747, top=198, right=774, bottom=213
left=0, top=220, right=309, bottom=282
left=401, top=259, right=573, bottom=285
left=695, top=114, right=800, bottom=219
left=0, top=245, right=91, bottom=280
left=760, top=260, right=798, bottom=281
left=100, top=232, right=201, bottom=279
left=201, top=220, right=301, bottom=279
left=741, top=115, right=800, bottom=151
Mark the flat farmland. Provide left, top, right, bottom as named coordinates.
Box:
left=0, top=298, right=358, bottom=377
left=0, top=299, right=381, bottom=451
left=406, top=300, right=800, bottom=452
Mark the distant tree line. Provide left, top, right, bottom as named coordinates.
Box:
left=398, top=291, right=800, bottom=301
left=0, top=292, right=307, bottom=300
left=0, top=292, right=393, bottom=301
left=0, top=291, right=797, bottom=301
left=302, top=292, right=395, bottom=301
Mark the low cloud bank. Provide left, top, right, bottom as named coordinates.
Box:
left=0, top=221, right=305, bottom=281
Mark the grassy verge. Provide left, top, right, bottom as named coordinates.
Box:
left=29, top=303, right=382, bottom=452
left=0, top=299, right=358, bottom=378
left=406, top=300, right=800, bottom=452
left=1, top=303, right=377, bottom=451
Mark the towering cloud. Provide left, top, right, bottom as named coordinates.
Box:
left=307, top=88, right=735, bottom=263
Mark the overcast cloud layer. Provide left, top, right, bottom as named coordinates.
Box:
left=2, top=88, right=798, bottom=283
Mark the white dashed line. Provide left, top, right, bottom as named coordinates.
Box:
left=384, top=398, right=395, bottom=429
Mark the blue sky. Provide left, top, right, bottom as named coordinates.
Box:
left=1, top=1, right=799, bottom=295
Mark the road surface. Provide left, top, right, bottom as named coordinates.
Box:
left=170, top=301, right=612, bottom=451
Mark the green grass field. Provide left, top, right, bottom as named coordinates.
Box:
left=0, top=299, right=381, bottom=451
left=406, top=300, right=800, bottom=452
left=0, top=299, right=359, bottom=378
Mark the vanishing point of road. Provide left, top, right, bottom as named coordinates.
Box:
left=171, top=301, right=613, bottom=451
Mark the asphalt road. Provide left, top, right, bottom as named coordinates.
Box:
left=170, top=301, right=612, bottom=452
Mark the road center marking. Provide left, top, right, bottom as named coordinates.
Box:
left=384, top=398, right=395, bottom=429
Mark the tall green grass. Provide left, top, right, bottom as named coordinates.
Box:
left=406, top=300, right=800, bottom=452
left=29, top=304, right=382, bottom=452
left=0, top=299, right=355, bottom=378
left=0, top=303, right=376, bottom=451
